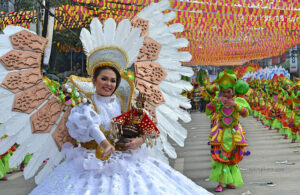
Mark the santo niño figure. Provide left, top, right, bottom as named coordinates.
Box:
left=112, top=93, right=160, bottom=149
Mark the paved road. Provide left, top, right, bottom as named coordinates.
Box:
left=171, top=112, right=300, bottom=195
left=1, top=112, right=300, bottom=195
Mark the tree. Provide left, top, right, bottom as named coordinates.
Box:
left=48, top=29, right=81, bottom=72
left=1, top=0, right=68, bottom=12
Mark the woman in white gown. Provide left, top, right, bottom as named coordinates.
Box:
left=0, top=1, right=212, bottom=194
left=30, top=65, right=211, bottom=195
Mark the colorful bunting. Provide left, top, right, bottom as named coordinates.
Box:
left=1, top=0, right=299, bottom=66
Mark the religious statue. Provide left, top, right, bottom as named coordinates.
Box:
left=112, top=92, right=160, bottom=149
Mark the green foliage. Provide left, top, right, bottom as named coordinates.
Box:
left=46, top=70, right=59, bottom=75
left=281, top=60, right=290, bottom=69
left=12, top=0, right=35, bottom=11
left=6, top=0, right=80, bottom=48
left=53, top=29, right=81, bottom=47
left=11, top=0, right=67, bottom=12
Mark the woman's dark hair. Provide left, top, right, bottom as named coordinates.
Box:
left=93, top=66, right=121, bottom=93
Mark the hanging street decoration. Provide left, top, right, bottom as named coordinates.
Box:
left=1, top=0, right=299, bottom=66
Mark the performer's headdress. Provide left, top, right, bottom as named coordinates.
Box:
left=295, top=78, right=300, bottom=86
left=280, top=77, right=293, bottom=88
left=234, top=80, right=249, bottom=95
left=68, top=18, right=145, bottom=112
left=82, top=18, right=142, bottom=77
left=216, top=70, right=237, bottom=89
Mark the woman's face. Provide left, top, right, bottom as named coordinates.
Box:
left=93, top=69, right=117, bottom=96
left=221, top=88, right=233, bottom=99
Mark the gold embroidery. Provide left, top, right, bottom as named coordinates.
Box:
left=121, top=72, right=135, bottom=111
left=81, top=126, right=113, bottom=160
left=68, top=75, right=98, bottom=113
left=90, top=62, right=122, bottom=78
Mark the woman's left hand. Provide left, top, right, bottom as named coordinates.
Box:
left=124, top=137, right=144, bottom=150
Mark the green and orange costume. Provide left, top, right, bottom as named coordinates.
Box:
left=206, top=71, right=251, bottom=187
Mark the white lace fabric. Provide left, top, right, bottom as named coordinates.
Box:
left=30, top=93, right=212, bottom=195
left=66, top=94, right=122, bottom=144
left=31, top=144, right=211, bottom=195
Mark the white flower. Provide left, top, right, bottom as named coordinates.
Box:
left=67, top=88, right=72, bottom=93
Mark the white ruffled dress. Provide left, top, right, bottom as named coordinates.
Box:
left=30, top=94, right=212, bottom=195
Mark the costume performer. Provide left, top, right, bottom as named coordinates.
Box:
left=0, top=1, right=211, bottom=194
left=206, top=71, right=251, bottom=192
left=0, top=136, right=16, bottom=181
left=294, top=79, right=300, bottom=142
left=0, top=135, right=8, bottom=181
left=243, top=68, right=298, bottom=143
left=0, top=135, right=20, bottom=181
left=280, top=78, right=296, bottom=142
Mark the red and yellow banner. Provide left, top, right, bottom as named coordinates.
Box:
left=1, top=0, right=299, bottom=66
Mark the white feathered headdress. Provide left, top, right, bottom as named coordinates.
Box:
left=67, top=17, right=145, bottom=112
left=81, top=18, right=144, bottom=77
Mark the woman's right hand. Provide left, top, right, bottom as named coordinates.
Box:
left=100, top=139, right=115, bottom=158
left=215, top=97, right=227, bottom=103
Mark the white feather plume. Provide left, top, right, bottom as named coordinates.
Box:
left=9, top=145, right=28, bottom=168
left=162, top=11, right=176, bottom=22
left=152, top=34, right=176, bottom=46
left=0, top=136, right=15, bottom=154
left=168, top=38, right=189, bottom=48
left=127, top=36, right=144, bottom=67
left=135, top=0, right=194, bottom=162
left=157, top=0, right=170, bottom=12
left=0, top=94, right=16, bottom=123
left=121, top=28, right=142, bottom=65
left=35, top=150, right=63, bottom=184
left=169, top=23, right=184, bottom=33
left=0, top=36, right=13, bottom=54
left=80, top=28, right=93, bottom=54
left=0, top=113, right=29, bottom=136
left=90, top=18, right=105, bottom=50
left=114, top=19, right=131, bottom=44
left=0, top=1, right=195, bottom=184
left=103, top=18, right=116, bottom=45
left=3, top=25, right=31, bottom=35
left=156, top=58, right=182, bottom=70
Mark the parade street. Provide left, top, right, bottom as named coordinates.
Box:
left=1, top=112, right=300, bottom=195
left=1, top=0, right=299, bottom=194
left=170, top=112, right=300, bottom=195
